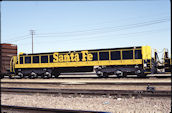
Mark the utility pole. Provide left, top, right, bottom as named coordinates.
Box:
left=30, top=30, right=35, bottom=54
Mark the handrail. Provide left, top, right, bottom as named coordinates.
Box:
left=10, top=56, right=14, bottom=72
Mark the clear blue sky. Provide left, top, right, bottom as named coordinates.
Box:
left=1, top=1, right=171, bottom=58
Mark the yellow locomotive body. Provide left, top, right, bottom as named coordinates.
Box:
left=9, top=45, right=170, bottom=78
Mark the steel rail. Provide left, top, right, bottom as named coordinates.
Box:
left=1, top=81, right=171, bottom=86
left=1, top=87, right=171, bottom=97
left=1, top=73, right=171, bottom=79
left=2, top=75, right=171, bottom=79
left=1, top=105, right=106, bottom=113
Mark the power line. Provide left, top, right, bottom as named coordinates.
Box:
left=32, top=18, right=170, bottom=43
left=4, top=14, right=169, bottom=41
left=18, top=27, right=170, bottom=46
left=3, top=35, right=30, bottom=42
left=68, top=13, right=170, bottom=29
left=3, top=17, right=170, bottom=43
left=35, top=17, right=170, bottom=36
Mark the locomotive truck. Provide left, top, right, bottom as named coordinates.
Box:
left=5, top=45, right=171, bottom=79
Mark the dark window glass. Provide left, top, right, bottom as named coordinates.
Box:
left=25, top=56, right=31, bottom=63
left=111, top=51, right=121, bottom=60
left=33, top=56, right=39, bottom=63
left=41, top=56, right=48, bottom=63
left=20, top=57, right=23, bottom=64
left=122, top=50, right=133, bottom=59
left=92, top=53, right=98, bottom=61
left=50, top=55, right=53, bottom=62
left=99, top=52, right=109, bottom=60
left=135, top=50, right=142, bottom=59
left=79, top=53, right=82, bottom=61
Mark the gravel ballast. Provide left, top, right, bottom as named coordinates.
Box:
left=1, top=93, right=171, bottom=113
left=2, top=78, right=171, bottom=83
left=1, top=84, right=171, bottom=91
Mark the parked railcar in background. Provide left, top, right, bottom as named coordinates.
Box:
left=0, top=43, right=17, bottom=78
left=8, top=45, right=171, bottom=79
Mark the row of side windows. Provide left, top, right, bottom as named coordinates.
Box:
left=97, top=50, right=142, bottom=60
left=20, top=56, right=52, bottom=64
left=19, top=50, right=142, bottom=64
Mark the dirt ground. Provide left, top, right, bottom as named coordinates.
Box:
left=1, top=93, right=171, bottom=113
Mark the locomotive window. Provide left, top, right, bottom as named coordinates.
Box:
left=50, top=55, right=53, bottom=62
left=20, top=57, right=23, bottom=64
left=91, top=52, right=98, bottom=61
left=33, top=56, right=39, bottom=63
left=111, top=51, right=121, bottom=60
left=41, top=56, right=48, bottom=63
left=25, top=56, right=31, bottom=63
left=79, top=53, right=82, bottom=61
left=99, top=52, right=109, bottom=60
left=122, top=50, right=133, bottom=59
left=135, top=50, right=142, bottom=59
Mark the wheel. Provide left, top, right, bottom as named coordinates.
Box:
left=29, top=75, right=35, bottom=79
left=41, top=74, right=44, bottom=78
left=0, top=74, right=4, bottom=79
left=103, top=72, right=109, bottom=78
left=54, top=72, right=60, bottom=78
left=18, top=72, right=24, bottom=79
left=9, top=74, right=15, bottom=79
left=116, top=74, right=122, bottom=78
left=43, top=72, right=51, bottom=79
left=137, top=72, right=147, bottom=78
left=95, top=67, right=104, bottom=78
left=42, top=75, right=49, bottom=79
left=116, top=70, right=123, bottom=78
left=96, top=71, right=104, bottom=78
left=29, top=72, right=37, bottom=79
left=122, top=72, right=127, bottom=78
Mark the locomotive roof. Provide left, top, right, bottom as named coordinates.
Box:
left=21, top=46, right=142, bottom=56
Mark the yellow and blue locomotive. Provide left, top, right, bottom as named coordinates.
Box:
left=9, top=45, right=171, bottom=78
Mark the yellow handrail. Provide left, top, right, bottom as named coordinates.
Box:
left=13, top=56, right=17, bottom=73
left=10, top=56, right=17, bottom=73
left=10, top=56, right=14, bottom=72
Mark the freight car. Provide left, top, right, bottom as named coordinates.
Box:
left=0, top=43, right=17, bottom=78
left=8, top=45, right=171, bottom=79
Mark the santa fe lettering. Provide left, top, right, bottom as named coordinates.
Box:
left=53, top=51, right=93, bottom=62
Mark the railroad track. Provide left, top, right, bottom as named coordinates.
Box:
left=2, top=73, right=171, bottom=79
left=1, top=87, right=171, bottom=97
left=1, top=105, right=105, bottom=113
left=1, top=76, right=171, bottom=85
left=1, top=81, right=171, bottom=86
left=2, top=76, right=171, bottom=79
